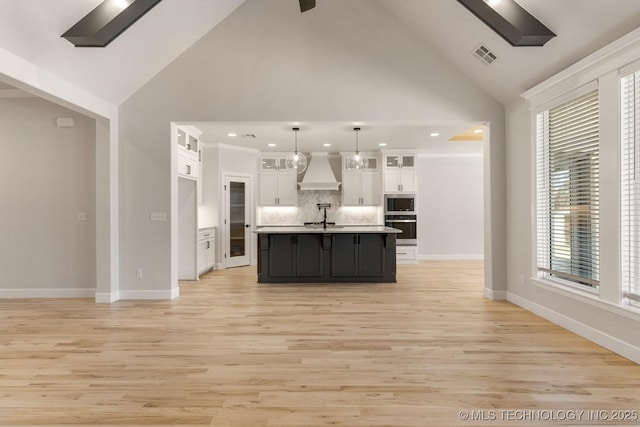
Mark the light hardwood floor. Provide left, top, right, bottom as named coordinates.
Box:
left=1, top=261, right=639, bottom=426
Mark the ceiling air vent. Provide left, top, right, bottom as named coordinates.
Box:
left=472, top=44, right=498, bottom=66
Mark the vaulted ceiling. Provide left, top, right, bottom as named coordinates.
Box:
left=379, top=0, right=640, bottom=104
left=0, top=0, right=244, bottom=105
left=1, top=0, right=639, bottom=106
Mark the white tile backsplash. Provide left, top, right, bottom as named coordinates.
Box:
left=260, top=190, right=380, bottom=225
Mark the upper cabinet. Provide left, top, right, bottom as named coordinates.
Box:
left=341, top=152, right=381, bottom=206
left=385, top=154, right=414, bottom=169
left=259, top=154, right=297, bottom=206
left=383, top=152, right=416, bottom=193
left=177, top=127, right=201, bottom=180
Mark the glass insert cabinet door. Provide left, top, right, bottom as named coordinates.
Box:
left=230, top=182, right=245, bottom=258
left=225, top=176, right=251, bottom=268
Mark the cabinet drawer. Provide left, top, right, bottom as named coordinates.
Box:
left=179, top=157, right=199, bottom=179
left=198, top=228, right=215, bottom=241
left=396, top=246, right=418, bottom=263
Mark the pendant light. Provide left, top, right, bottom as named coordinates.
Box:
left=285, top=127, right=308, bottom=173
left=345, top=127, right=368, bottom=170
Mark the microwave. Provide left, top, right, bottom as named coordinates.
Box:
left=385, top=194, right=416, bottom=214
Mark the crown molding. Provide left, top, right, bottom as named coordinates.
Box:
left=203, top=142, right=260, bottom=154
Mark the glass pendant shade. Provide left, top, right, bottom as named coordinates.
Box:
left=345, top=152, right=368, bottom=170
left=345, top=127, right=368, bottom=170
left=286, top=127, right=307, bottom=174
left=285, top=151, right=308, bottom=173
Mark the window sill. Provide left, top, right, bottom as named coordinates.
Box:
left=530, top=277, right=640, bottom=321
left=533, top=276, right=599, bottom=296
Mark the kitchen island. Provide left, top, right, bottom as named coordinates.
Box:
left=256, top=226, right=401, bottom=283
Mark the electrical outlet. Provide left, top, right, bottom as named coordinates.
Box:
left=150, top=212, right=167, bottom=222
left=77, top=212, right=87, bottom=221
left=136, top=268, right=143, bottom=278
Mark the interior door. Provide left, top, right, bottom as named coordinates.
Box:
left=225, top=176, right=252, bottom=268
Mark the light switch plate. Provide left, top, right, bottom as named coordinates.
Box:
left=150, top=212, right=167, bottom=222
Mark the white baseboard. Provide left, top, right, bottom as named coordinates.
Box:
left=95, top=292, right=120, bottom=303
left=418, top=254, right=484, bottom=261
left=507, top=292, right=640, bottom=365
left=118, top=288, right=179, bottom=300
left=484, top=288, right=507, bottom=300
left=0, top=288, right=95, bottom=298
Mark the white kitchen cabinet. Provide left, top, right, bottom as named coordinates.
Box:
left=198, top=227, right=216, bottom=276
left=360, top=172, right=380, bottom=204
left=177, top=127, right=201, bottom=180
left=342, top=152, right=380, bottom=171
left=276, top=170, right=297, bottom=205
left=178, top=150, right=200, bottom=179
left=260, top=172, right=279, bottom=206
left=383, top=152, right=416, bottom=193
left=395, top=246, right=418, bottom=264
left=259, top=154, right=297, bottom=206
left=342, top=171, right=360, bottom=205
left=260, top=157, right=286, bottom=171
left=342, top=171, right=381, bottom=206
left=384, top=169, right=416, bottom=193
left=341, top=152, right=381, bottom=206
left=385, top=154, right=415, bottom=169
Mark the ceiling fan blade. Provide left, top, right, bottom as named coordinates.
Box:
left=299, top=0, right=316, bottom=13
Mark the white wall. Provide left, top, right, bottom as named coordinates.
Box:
left=178, top=178, right=197, bottom=280
left=118, top=0, right=506, bottom=294
left=417, top=155, right=484, bottom=259
left=199, top=145, right=219, bottom=229
left=0, top=97, right=96, bottom=296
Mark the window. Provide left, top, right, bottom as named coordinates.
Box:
left=621, top=68, right=640, bottom=306
left=536, top=88, right=600, bottom=288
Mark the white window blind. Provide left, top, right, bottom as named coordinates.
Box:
left=536, top=89, right=600, bottom=288
left=621, top=70, right=640, bottom=305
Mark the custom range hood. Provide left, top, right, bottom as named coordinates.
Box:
left=298, top=153, right=341, bottom=191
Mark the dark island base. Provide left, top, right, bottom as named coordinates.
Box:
left=257, top=233, right=397, bottom=283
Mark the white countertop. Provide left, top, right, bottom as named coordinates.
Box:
left=255, top=225, right=401, bottom=234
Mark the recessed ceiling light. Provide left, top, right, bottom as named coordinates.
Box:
left=115, top=0, right=129, bottom=9
left=268, top=143, right=276, bottom=147
left=487, top=0, right=501, bottom=6
left=323, top=143, right=331, bottom=147
left=430, top=132, right=440, bottom=137
left=378, top=143, right=387, bottom=147
left=227, top=133, right=237, bottom=137
left=473, top=129, right=483, bottom=134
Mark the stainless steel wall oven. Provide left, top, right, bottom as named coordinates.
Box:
left=385, top=193, right=417, bottom=246
left=385, top=214, right=417, bottom=245
left=385, top=194, right=416, bottom=214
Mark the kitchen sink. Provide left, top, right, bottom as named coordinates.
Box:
left=303, top=223, right=344, bottom=229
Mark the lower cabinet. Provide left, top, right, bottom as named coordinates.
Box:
left=396, top=245, right=418, bottom=264
left=198, top=228, right=216, bottom=276
left=268, top=234, right=324, bottom=278
left=258, top=232, right=396, bottom=283
left=331, top=234, right=385, bottom=277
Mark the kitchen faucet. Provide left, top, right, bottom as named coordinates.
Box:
left=317, top=203, right=331, bottom=229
